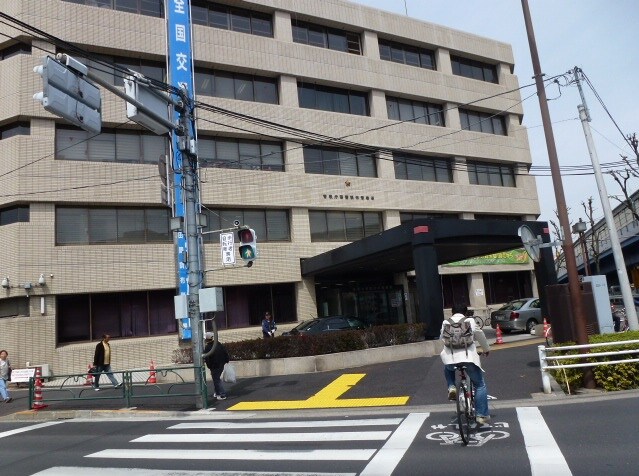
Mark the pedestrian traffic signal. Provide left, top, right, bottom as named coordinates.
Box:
left=238, top=227, right=257, bottom=263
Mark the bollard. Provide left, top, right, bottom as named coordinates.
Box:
left=538, top=344, right=551, bottom=394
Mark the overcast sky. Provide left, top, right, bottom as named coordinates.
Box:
left=353, top=0, right=638, bottom=232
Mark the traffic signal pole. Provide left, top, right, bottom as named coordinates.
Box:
left=176, top=100, right=206, bottom=409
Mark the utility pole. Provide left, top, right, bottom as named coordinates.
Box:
left=521, top=0, right=595, bottom=387
left=166, top=0, right=205, bottom=408
left=572, top=67, right=639, bottom=331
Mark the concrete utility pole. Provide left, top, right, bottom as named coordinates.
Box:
left=572, top=68, right=639, bottom=331
left=166, top=0, right=206, bottom=408
left=521, top=0, right=595, bottom=387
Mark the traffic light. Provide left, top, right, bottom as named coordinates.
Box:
left=33, top=55, right=102, bottom=134
left=237, top=227, right=257, bottom=263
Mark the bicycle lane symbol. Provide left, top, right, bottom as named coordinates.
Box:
left=425, top=421, right=510, bottom=447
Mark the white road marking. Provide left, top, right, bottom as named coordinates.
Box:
left=169, top=418, right=403, bottom=429
left=86, top=448, right=376, bottom=461
left=32, top=468, right=356, bottom=476
left=359, top=412, right=429, bottom=476
left=517, top=407, right=572, bottom=476
left=0, top=421, right=63, bottom=439
left=133, top=430, right=391, bottom=443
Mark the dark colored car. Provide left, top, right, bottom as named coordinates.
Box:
left=490, top=297, right=541, bottom=333
left=282, top=316, right=367, bottom=336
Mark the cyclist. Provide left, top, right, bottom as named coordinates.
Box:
left=440, top=303, right=491, bottom=425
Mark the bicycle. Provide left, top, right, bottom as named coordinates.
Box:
left=454, top=363, right=476, bottom=445
left=467, top=310, right=489, bottom=329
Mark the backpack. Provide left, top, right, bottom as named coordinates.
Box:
left=442, top=317, right=474, bottom=354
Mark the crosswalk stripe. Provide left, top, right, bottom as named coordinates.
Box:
left=32, top=467, right=357, bottom=476
left=360, top=412, right=429, bottom=476
left=0, top=422, right=63, bottom=439
left=517, top=407, right=572, bottom=476
left=132, top=430, right=391, bottom=443
left=169, top=418, right=403, bottom=430
left=86, top=448, right=377, bottom=461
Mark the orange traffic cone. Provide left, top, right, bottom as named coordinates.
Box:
left=148, top=360, right=157, bottom=384
left=84, top=363, right=94, bottom=386
left=32, top=367, right=48, bottom=410
left=495, top=324, right=504, bottom=345
left=543, top=318, right=550, bottom=337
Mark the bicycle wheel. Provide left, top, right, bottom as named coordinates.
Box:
left=474, top=315, right=485, bottom=329
left=456, top=381, right=471, bottom=445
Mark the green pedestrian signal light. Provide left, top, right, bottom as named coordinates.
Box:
left=238, top=228, right=257, bottom=264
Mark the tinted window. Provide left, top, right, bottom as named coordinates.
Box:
left=378, top=39, right=435, bottom=70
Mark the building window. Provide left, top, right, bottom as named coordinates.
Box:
left=292, top=20, right=361, bottom=54
left=0, top=206, right=29, bottom=225
left=304, top=146, right=376, bottom=177
left=55, top=126, right=168, bottom=163
left=378, top=39, right=435, bottom=70
left=309, top=210, right=382, bottom=242
left=0, top=297, right=29, bottom=318
left=202, top=208, right=290, bottom=243
left=56, top=207, right=171, bottom=245
left=198, top=137, right=284, bottom=171
left=474, top=214, right=522, bottom=221
left=400, top=212, right=457, bottom=223
left=192, top=2, right=273, bottom=37
left=57, top=290, right=177, bottom=343
left=467, top=161, right=515, bottom=187
left=61, top=0, right=164, bottom=17
left=451, top=55, right=497, bottom=83
left=62, top=53, right=165, bottom=86
left=298, top=83, right=369, bottom=116
left=459, top=109, right=506, bottom=135
left=0, top=42, right=31, bottom=60
left=194, top=69, right=278, bottom=104
left=0, top=122, right=30, bottom=140
left=386, top=97, right=444, bottom=126
left=394, top=153, right=452, bottom=183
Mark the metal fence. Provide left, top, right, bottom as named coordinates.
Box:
left=538, top=339, right=639, bottom=393
left=28, top=365, right=208, bottom=409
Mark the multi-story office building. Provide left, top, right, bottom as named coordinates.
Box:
left=0, top=0, right=540, bottom=374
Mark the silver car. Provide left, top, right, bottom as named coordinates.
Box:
left=490, top=297, right=541, bottom=333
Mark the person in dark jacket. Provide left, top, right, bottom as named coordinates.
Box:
left=93, top=334, right=121, bottom=390
left=203, top=333, right=230, bottom=400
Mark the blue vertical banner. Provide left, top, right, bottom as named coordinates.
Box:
left=166, top=0, right=196, bottom=340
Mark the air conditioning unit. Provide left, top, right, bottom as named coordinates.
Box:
left=28, top=363, right=51, bottom=378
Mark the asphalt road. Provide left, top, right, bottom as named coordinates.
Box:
left=0, top=331, right=546, bottom=418
left=1, top=395, right=639, bottom=476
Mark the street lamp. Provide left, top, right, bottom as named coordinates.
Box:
left=572, top=219, right=591, bottom=276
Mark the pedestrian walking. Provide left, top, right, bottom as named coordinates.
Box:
left=203, top=333, right=230, bottom=400
left=262, top=311, right=277, bottom=338
left=0, top=350, right=13, bottom=403
left=92, top=334, right=121, bottom=390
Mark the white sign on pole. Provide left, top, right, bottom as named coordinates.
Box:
left=220, top=232, right=235, bottom=265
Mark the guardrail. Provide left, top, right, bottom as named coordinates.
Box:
left=538, top=339, right=639, bottom=394
left=28, top=365, right=208, bottom=409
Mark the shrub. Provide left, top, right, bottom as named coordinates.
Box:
left=225, top=323, right=425, bottom=361
left=548, top=331, right=639, bottom=392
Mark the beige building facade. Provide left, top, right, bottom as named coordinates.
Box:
left=0, top=0, right=539, bottom=375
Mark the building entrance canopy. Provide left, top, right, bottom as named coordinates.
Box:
left=301, top=218, right=556, bottom=338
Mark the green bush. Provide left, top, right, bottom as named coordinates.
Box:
left=548, top=331, right=639, bottom=392
left=225, top=323, right=425, bottom=361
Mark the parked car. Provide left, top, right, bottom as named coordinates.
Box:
left=281, top=316, right=367, bottom=336
left=490, top=297, right=541, bottom=333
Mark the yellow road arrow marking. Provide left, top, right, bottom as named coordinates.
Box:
left=228, top=373, right=410, bottom=411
